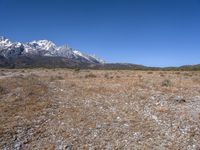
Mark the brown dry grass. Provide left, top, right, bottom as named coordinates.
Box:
left=0, top=69, right=200, bottom=149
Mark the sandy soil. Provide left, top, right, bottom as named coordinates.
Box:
left=0, top=69, right=200, bottom=150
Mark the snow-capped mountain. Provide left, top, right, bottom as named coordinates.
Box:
left=0, top=36, right=24, bottom=57
left=0, top=36, right=104, bottom=64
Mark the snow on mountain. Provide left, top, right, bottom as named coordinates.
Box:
left=24, top=40, right=58, bottom=56
left=0, top=36, right=13, bottom=47
left=0, top=36, right=24, bottom=57
left=0, top=36, right=104, bottom=64
left=73, top=50, right=93, bottom=61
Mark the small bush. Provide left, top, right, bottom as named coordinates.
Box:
left=138, top=75, right=143, bottom=78
left=50, top=76, right=64, bottom=81
left=110, top=76, right=114, bottom=79
left=158, top=106, right=168, bottom=113
left=104, top=73, right=109, bottom=79
left=162, top=79, right=172, bottom=87
left=0, top=72, right=6, bottom=76
left=159, top=72, right=165, bottom=77
left=160, top=74, right=165, bottom=77
left=104, top=73, right=114, bottom=79
left=147, top=71, right=153, bottom=74
left=175, top=72, right=181, bottom=75
left=183, top=73, right=193, bottom=77
left=74, top=68, right=80, bottom=72
left=116, top=75, right=120, bottom=78
left=0, top=86, right=4, bottom=93
left=0, top=86, right=6, bottom=95
left=192, top=77, right=200, bottom=84
left=85, top=73, right=97, bottom=78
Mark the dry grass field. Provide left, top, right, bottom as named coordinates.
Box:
left=0, top=69, right=200, bottom=150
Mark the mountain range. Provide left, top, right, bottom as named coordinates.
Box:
left=0, top=36, right=200, bottom=70
left=0, top=36, right=104, bottom=68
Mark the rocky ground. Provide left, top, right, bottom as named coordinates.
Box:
left=0, top=69, right=200, bottom=150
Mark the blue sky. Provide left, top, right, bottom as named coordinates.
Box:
left=0, top=0, right=200, bottom=67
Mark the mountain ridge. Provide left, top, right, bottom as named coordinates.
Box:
left=0, top=36, right=105, bottom=65
left=0, top=36, right=200, bottom=70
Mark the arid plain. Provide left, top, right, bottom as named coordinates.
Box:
left=0, top=69, right=200, bottom=149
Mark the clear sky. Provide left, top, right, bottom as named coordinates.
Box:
left=0, top=0, right=200, bottom=67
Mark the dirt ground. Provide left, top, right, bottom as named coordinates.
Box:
left=0, top=69, right=200, bottom=150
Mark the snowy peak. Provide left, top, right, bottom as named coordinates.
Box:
left=0, top=36, right=104, bottom=64
left=0, top=36, right=23, bottom=48
left=28, top=40, right=56, bottom=50
left=0, top=36, right=12, bottom=46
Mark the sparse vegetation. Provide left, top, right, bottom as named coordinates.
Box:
left=104, top=73, right=109, bottom=78
left=162, top=79, right=172, bottom=87
left=147, top=71, right=153, bottom=74
left=50, top=75, right=64, bottom=81
left=85, top=73, right=97, bottom=78
left=74, top=68, right=80, bottom=72
left=116, top=75, right=120, bottom=78
left=0, top=86, right=6, bottom=95
left=0, top=69, right=200, bottom=149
